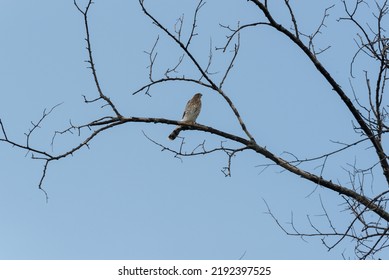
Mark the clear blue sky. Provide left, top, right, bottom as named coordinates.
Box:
left=0, top=0, right=386, bottom=259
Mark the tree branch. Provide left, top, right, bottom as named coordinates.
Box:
left=74, top=0, right=122, bottom=118
left=248, top=0, right=389, bottom=185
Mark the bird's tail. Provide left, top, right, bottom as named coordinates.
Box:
left=168, top=126, right=182, bottom=140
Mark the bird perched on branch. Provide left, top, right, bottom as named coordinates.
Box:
left=168, top=93, right=202, bottom=140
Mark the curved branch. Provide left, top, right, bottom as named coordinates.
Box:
left=218, top=22, right=270, bottom=52
left=132, top=77, right=213, bottom=95
left=248, top=0, right=389, bottom=185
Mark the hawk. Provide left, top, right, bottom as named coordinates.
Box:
left=168, top=93, right=202, bottom=140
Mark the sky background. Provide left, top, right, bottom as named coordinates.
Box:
left=0, top=0, right=387, bottom=259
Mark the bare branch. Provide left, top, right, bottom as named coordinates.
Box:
left=186, top=0, right=205, bottom=48
left=174, top=14, right=184, bottom=42
left=144, top=36, right=159, bottom=84
left=74, top=0, right=122, bottom=117
left=298, top=5, right=334, bottom=57
left=143, top=131, right=248, bottom=176
left=24, top=103, right=63, bottom=149
left=284, top=0, right=299, bottom=38
left=220, top=31, right=240, bottom=89
left=165, top=54, right=185, bottom=78
left=218, top=22, right=269, bottom=52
